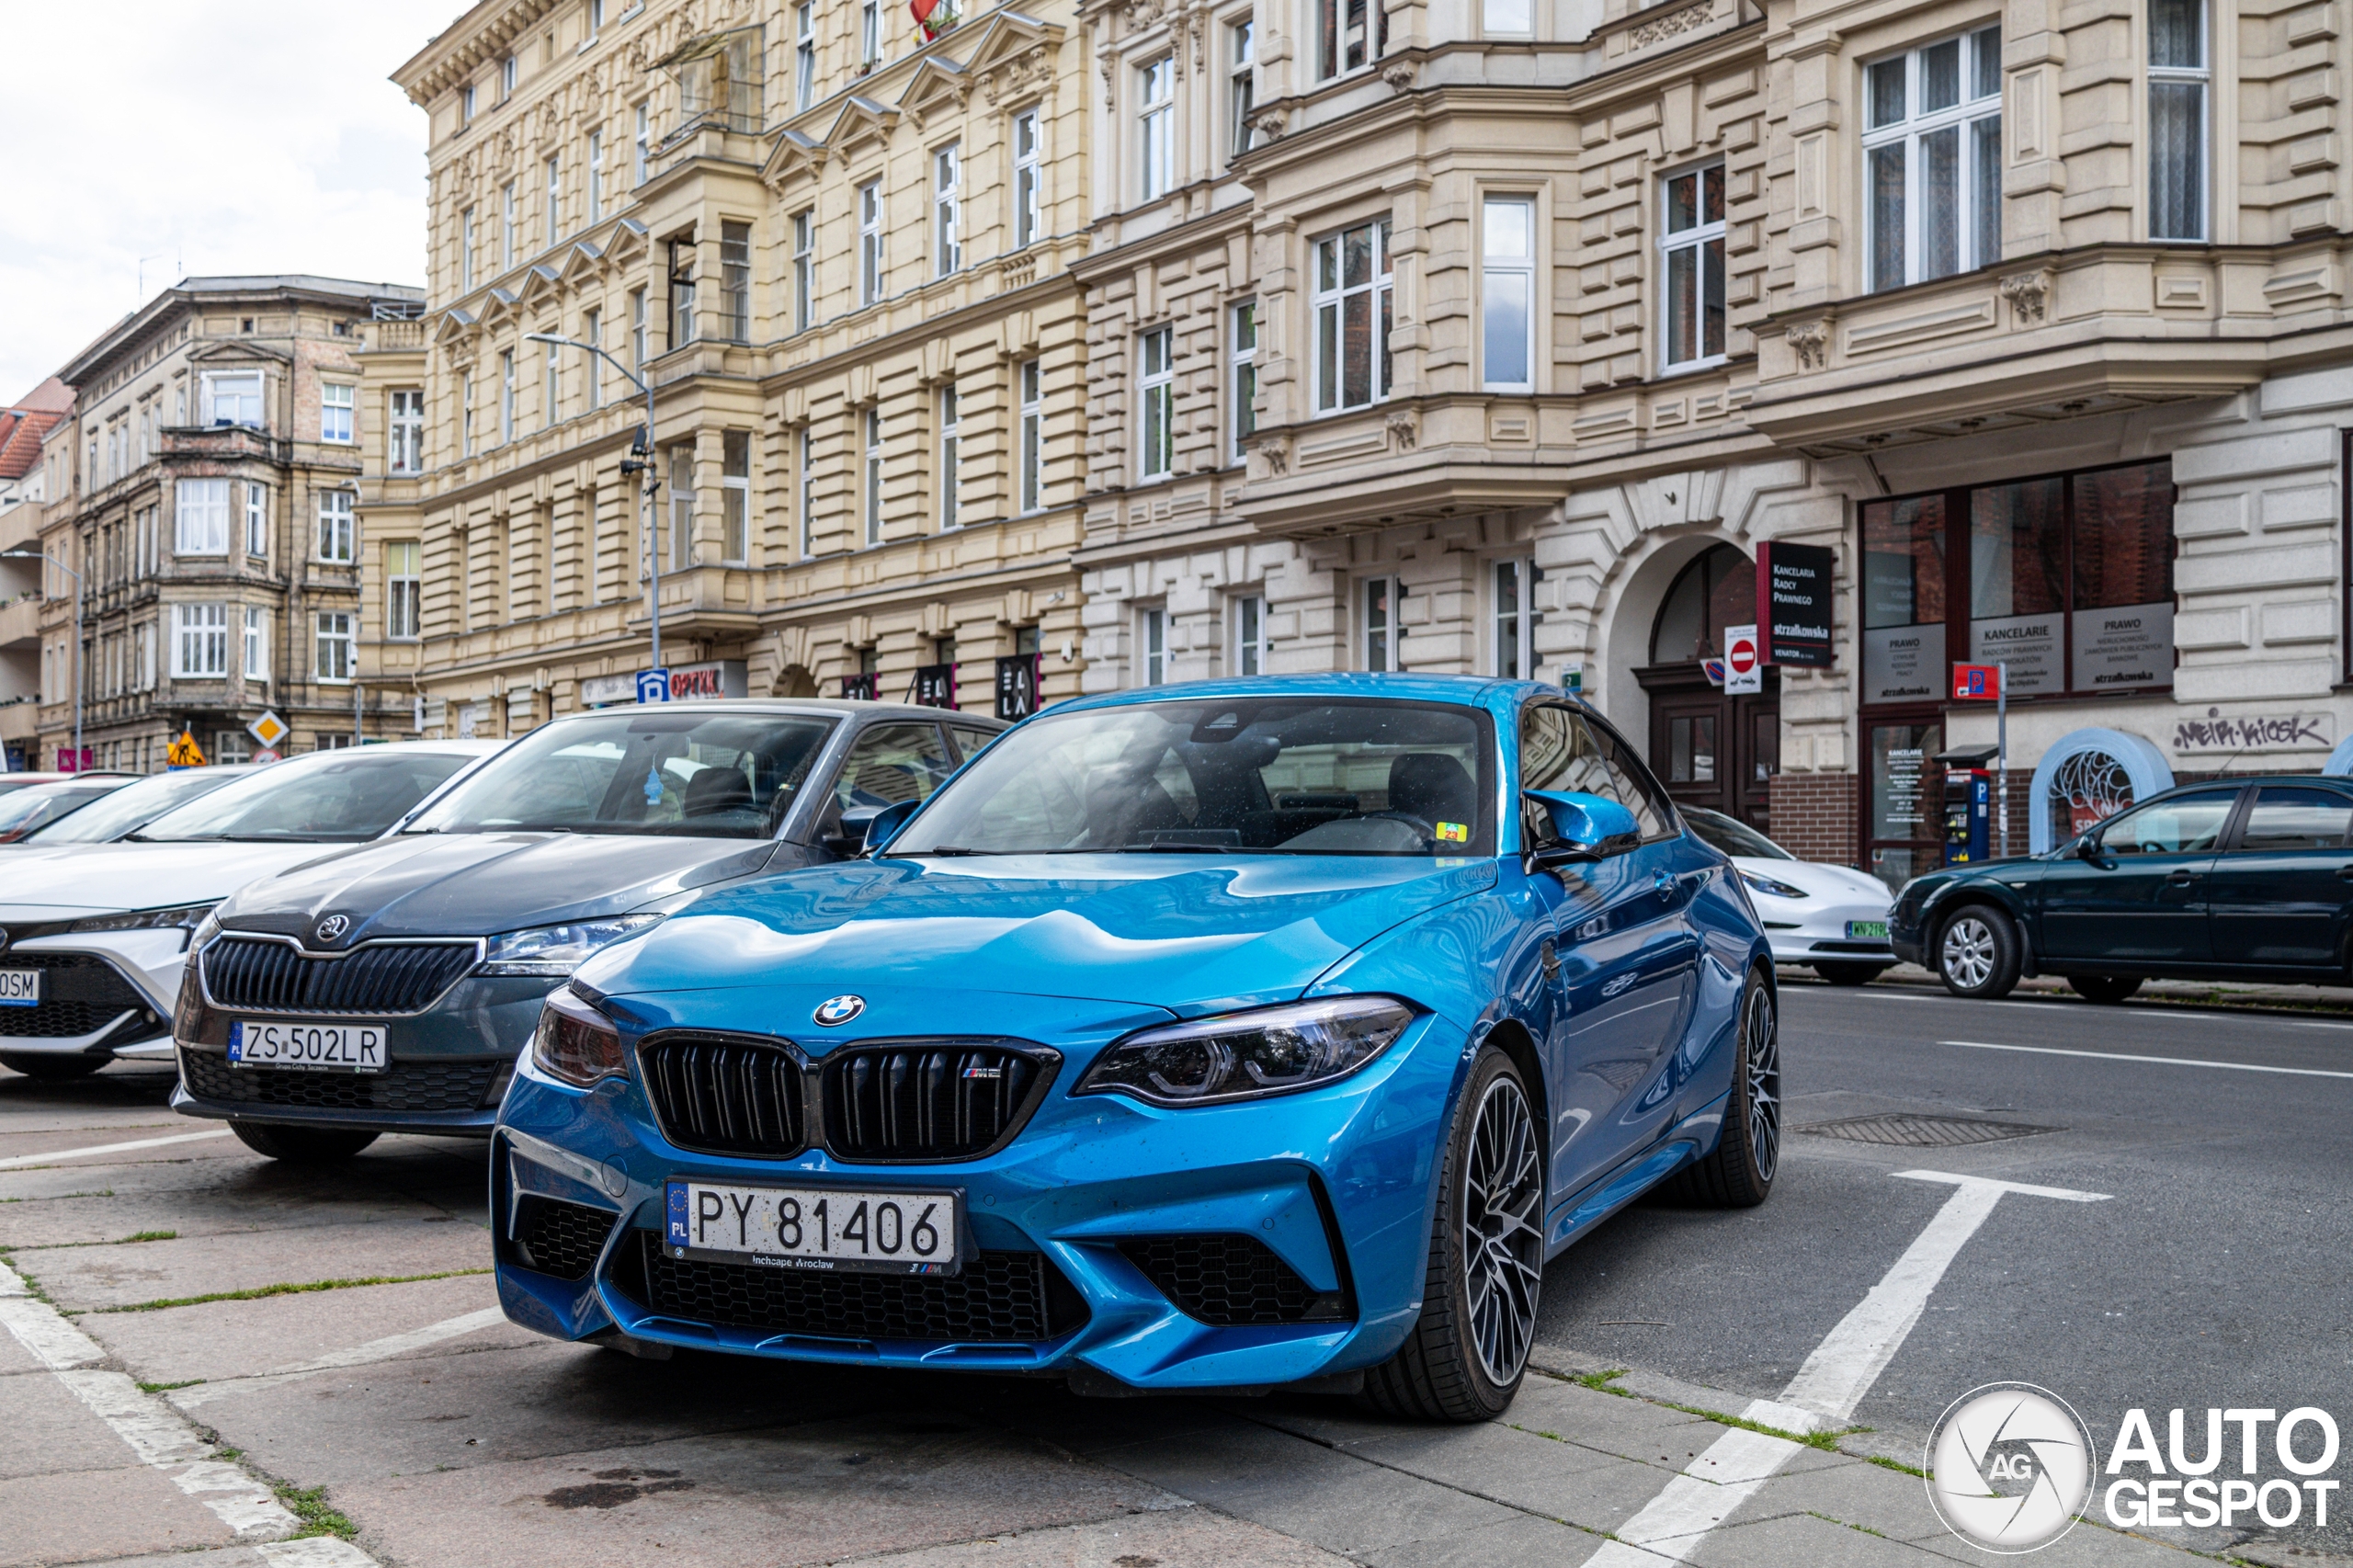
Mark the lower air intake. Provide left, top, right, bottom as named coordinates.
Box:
left=1119, top=1234, right=1354, bottom=1325
left=514, top=1196, right=614, bottom=1280
left=638, top=1233, right=1085, bottom=1343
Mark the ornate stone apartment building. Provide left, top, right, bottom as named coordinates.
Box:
left=35, top=278, right=426, bottom=774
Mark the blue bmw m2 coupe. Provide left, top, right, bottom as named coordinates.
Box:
left=492, top=676, right=1779, bottom=1420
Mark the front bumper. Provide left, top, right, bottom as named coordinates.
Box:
left=490, top=992, right=1462, bottom=1393
left=0, top=931, right=183, bottom=1058
left=1752, top=893, right=1896, bottom=970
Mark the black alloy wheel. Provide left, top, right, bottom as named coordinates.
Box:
left=1665, top=967, right=1779, bottom=1207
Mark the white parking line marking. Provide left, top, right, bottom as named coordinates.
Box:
left=1940, top=1038, right=2353, bottom=1079
left=0, top=1127, right=233, bottom=1170
left=1579, top=1171, right=2109, bottom=1565
left=178, top=1306, right=509, bottom=1408
left=1830, top=988, right=2353, bottom=1030
left=0, top=1257, right=367, bottom=1550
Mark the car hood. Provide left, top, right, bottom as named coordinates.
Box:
left=216, top=832, right=788, bottom=941
left=575, top=853, right=1501, bottom=1018
left=0, top=840, right=356, bottom=923
left=1730, top=856, right=1893, bottom=906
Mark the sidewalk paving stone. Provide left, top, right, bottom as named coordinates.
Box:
left=15, top=1216, right=492, bottom=1312
left=823, top=1507, right=1355, bottom=1568
left=0, top=1365, right=166, bottom=1480
left=0, top=1464, right=238, bottom=1567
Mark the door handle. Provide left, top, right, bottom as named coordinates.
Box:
left=2166, top=869, right=2200, bottom=887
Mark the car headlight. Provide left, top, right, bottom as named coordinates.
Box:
left=530, top=986, right=627, bottom=1086
left=1074, top=995, right=1415, bottom=1108
left=69, top=903, right=220, bottom=934
left=480, top=915, right=662, bottom=976
left=1738, top=870, right=1809, bottom=901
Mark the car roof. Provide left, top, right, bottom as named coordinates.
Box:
left=540, top=699, right=1007, bottom=726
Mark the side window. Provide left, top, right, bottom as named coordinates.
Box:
left=2099, top=790, right=2236, bottom=856
left=949, top=725, right=999, bottom=763
left=833, top=723, right=957, bottom=812
left=1518, top=705, right=1672, bottom=846
left=2233, top=787, right=2353, bottom=853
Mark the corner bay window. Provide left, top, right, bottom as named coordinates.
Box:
left=2149, top=0, right=2209, bottom=241
left=1660, top=164, right=1726, bottom=369
left=1481, top=197, right=1535, bottom=390
left=1320, top=0, right=1383, bottom=77
left=1864, top=25, right=2002, bottom=291
left=173, top=604, right=228, bottom=677
left=722, top=430, right=751, bottom=562
left=1313, top=219, right=1393, bottom=413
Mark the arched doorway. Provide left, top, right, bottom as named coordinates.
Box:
left=1635, top=543, right=1779, bottom=832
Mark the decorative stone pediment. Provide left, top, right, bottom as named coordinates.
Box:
left=763, top=128, right=829, bottom=186
left=898, top=57, right=972, bottom=131
left=558, top=242, right=606, bottom=286
left=831, top=95, right=902, bottom=155
left=187, top=340, right=292, bottom=368
left=432, top=308, right=481, bottom=346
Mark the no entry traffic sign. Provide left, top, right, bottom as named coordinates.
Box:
left=1724, top=624, right=1762, bottom=695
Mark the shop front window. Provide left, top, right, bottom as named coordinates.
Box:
left=1861, top=494, right=1948, bottom=703
left=1867, top=721, right=1943, bottom=892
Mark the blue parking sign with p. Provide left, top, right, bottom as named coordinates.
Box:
left=637, top=668, right=671, bottom=704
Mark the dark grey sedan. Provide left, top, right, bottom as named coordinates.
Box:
left=171, top=700, right=1004, bottom=1160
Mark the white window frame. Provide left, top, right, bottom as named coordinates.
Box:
left=1362, top=574, right=1401, bottom=672
left=938, top=384, right=961, bottom=529
left=792, top=210, right=815, bottom=331
left=387, top=540, right=421, bottom=640
left=460, top=206, right=476, bottom=291
left=502, top=180, right=517, bottom=269
left=502, top=53, right=517, bottom=97
left=500, top=349, right=517, bottom=442
left=933, top=142, right=962, bottom=277
left=461, top=84, right=476, bottom=122
left=316, top=490, right=355, bottom=563
left=1312, top=219, right=1394, bottom=414
left=460, top=371, right=474, bottom=457
left=175, top=478, right=229, bottom=556
left=795, top=2, right=816, bottom=109
left=1861, top=25, right=2004, bottom=292
left=545, top=153, right=562, bottom=244
left=798, top=426, right=815, bottom=558
left=720, top=221, right=752, bottom=341
left=722, top=429, right=751, bottom=563
left=244, top=606, right=267, bottom=679
left=1141, top=606, right=1167, bottom=686
left=668, top=447, right=694, bottom=570
left=1318, top=0, right=1381, bottom=79
left=1138, top=326, right=1175, bottom=480
left=1139, top=57, right=1176, bottom=201
left=587, top=130, right=604, bottom=225
left=863, top=408, right=883, bottom=544
left=2148, top=0, right=2210, bottom=241
left=1230, top=300, right=1257, bottom=462
left=1658, top=161, right=1728, bottom=372
left=1228, top=20, right=1257, bottom=163
left=245, top=482, right=268, bottom=556
left=1492, top=557, right=1537, bottom=679
left=631, top=289, right=649, bottom=368
left=313, top=610, right=356, bottom=684
left=582, top=311, right=602, bottom=410
left=1018, top=358, right=1043, bottom=513
left=390, top=389, right=424, bottom=472
left=633, top=103, right=650, bottom=186
left=861, top=0, right=881, bottom=62
left=543, top=337, right=561, bottom=427
left=1233, top=593, right=1267, bottom=676
left=202, top=371, right=263, bottom=428
left=1480, top=195, right=1537, bottom=392
left=858, top=181, right=884, bottom=306
left=173, top=603, right=228, bottom=678
left=1013, top=110, right=1042, bottom=247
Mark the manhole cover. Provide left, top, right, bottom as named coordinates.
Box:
left=1797, top=1114, right=2058, bottom=1147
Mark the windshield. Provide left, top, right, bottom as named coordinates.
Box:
left=404, top=710, right=835, bottom=838
left=0, top=779, right=128, bottom=835
left=25, top=767, right=252, bottom=845
left=135, top=749, right=476, bottom=842
left=1682, top=807, right=1793, bottom=861
left=892, top=698, right=1496, bottom=857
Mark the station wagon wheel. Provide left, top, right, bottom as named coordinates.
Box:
left=1937, top=907, right=2021, bottom=1000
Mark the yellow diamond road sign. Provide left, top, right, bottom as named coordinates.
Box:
left=247, top=710, right=290, bottom=749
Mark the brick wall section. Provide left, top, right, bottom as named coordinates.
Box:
left=1768, top=771, right=1858, bottom=865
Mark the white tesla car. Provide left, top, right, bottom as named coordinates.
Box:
left=0, top=741, right=498, bottom=1078
left=1682, top=806, right=1897, bottom=984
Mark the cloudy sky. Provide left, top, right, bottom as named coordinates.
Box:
left=0, top=0, right=458, bottom=399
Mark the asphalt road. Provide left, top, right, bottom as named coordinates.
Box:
left=0, top=978, right=2341, bottom=1566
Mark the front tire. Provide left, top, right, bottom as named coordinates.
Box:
left=0, top=1052, right=108, bottom=1082
left=1938, top=907, right=2021, bottom=1000
left=228, top=1121, right=380, bottom=1163
left=2068, top=974, right=2142, bottom=1004
left=1364, top=1046, right=1543, bottom=1423
left=1813, top=962, right=1885, bottom=987
left=1663, top=968, right=1779, bottom=1208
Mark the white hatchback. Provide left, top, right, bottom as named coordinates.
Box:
left=1683, top=807, right=1897, bottom=985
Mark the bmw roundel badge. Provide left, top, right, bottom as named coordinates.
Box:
left=315, top=915, right=350, bottom=944
left=813, top=994, right=865, bottom=1027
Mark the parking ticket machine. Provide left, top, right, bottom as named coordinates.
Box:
left=1937, top=745, right=1996, bottom=865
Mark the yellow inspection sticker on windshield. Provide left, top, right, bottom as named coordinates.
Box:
left=1435, top=821, right=1469, bottom=842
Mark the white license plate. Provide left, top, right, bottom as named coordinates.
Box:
left=665, top=1179, right=961, bottom=1276
left=0, top=970, right=38, bottom=1007
left=227, top=1019, right=387, bottom=1074
left=1846, top=920, right=1890, bottom=941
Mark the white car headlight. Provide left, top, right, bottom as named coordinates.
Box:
left=1074, top=996, right=1415, bottom=1108
left=1738, top=870, right=1809, bottom=901
left=69, top=903, right=220, bottom=935
left=481, top=915, right=663, bottom=977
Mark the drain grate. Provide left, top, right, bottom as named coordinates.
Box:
left=1798, top=1113, right=2058, bottom=1147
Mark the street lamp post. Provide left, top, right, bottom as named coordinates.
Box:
left=524, top=334, right=662, bottom=676
left=2, top=548, right=80, bottom=768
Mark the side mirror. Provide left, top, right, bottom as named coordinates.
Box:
left=862, top=798, right=922, bottom=856
left=2075, top=835, right=2103, bottom=861
left=1521, top=790, right=1641, bottom=874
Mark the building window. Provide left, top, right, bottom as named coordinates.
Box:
left=863, top=408, right=883, bottom=543
left=1481, top=196, right=1535, bottom=390
left=460, top=206, right=475, bottom=291
left=387, top=540, right=421, bottom=639
left=798, top=426, right=815, bottom=557
left=718, top=429, right=751, bottom=563
left=1141, top=607, right=1166, bottom=686
left=314, top=611, right=356, bottom=683
left=1319, top=0, right=1382, bottom=77
left=203, top=371, right=263, bottom=427
left=1139, top=327, right=1175, bottom=480
left=1013, top=110, right=1042, bottom=247
left=1363, top=575, right=1401, bottom=671
left=1494, top=558, right=1538, bottom=678
left=460, top=371, right=474, bottom=456
left=792, top=210, right=815, bottom=330
left=1863, top=25, right=2003, bottom=291
left=244, top=607, right=267, bottom=679
left=720, top=220, right=751, bottom=340
left=545, top=153, right=562, bottom=242
left=861, top=0, right=881, bottom=62
left=325, top=381, right=361, bottom=444
left=668, top=448, right=694, bottom=569
left=1227, top=21, right=1256, bottom=161
left=587, top=130, right=604, bottom=224
left=500, top=348, right=516, bottom=441
left=316, top=491, right=355, bottom=562
left=938, top=385, right=961, bottom=528
left=1140, top=57, right=1175, bottom=200
left=582, top=310, right=602, bottom=410
left=244, top=482, right=268, bottom=556
left=175, top=479, right=229, bottom=555
left=1230, top=301, right=1257, bottom=461
left=795, top=2, right=816, bottom=109
left=668, top=233, right=698, bottom=347
left=1313, top=219, right=1393, bottom=413
left=461, top=84, right=476, bottom=122
left=1484, top=0, right=1532, bottom=33
left=1018, top=358, right=1042, bottom=512
left=2150, top=0, right=2209, bottom=240
left=631, top=289, right=648, bottom=368
left=502, top=180, right=517, bottom=268
left=933, top=142, right=962, bottom=277
left=858, top=181, right=884, bottom=306
left=1660, top=163, right=1727, bottom=370
left=1233, top=594, right=1267, bottom=676
left=633, top=103, right=650, bottom=186
left=543, top=335, right=561, bottom=426
left=173, top=603, right=227, bottom=677
left=390, top=389, right=424, bottom=472
left=502, top=53, right=517, bottom=97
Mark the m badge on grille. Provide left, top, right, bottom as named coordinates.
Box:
left=315, top=915, right=350, bottom=944
left=813, top=994, right=864, bottom=1027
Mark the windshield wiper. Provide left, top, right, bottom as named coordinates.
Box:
left=904, top=846, right=996, bottom=857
